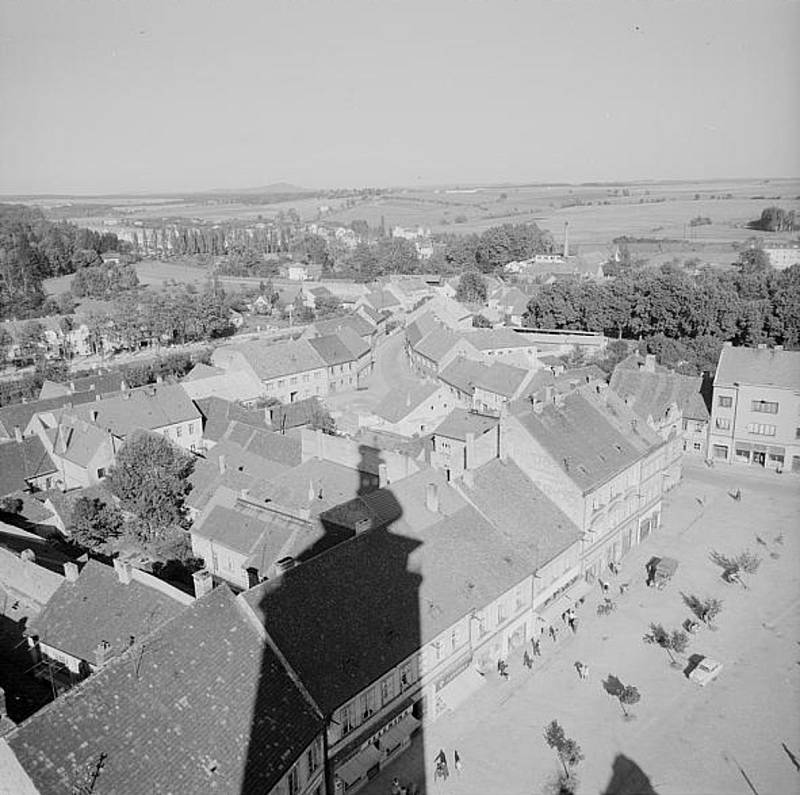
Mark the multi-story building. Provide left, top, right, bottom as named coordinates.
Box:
left=707, top=343, right=800, bottom=472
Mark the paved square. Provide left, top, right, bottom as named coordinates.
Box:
left=366, top=462, right=800, bottom=795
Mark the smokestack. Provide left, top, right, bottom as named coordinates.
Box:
left=426, top=483, right=439, bottom=513
left=192, top=569, right=214, bottom=599
left=563, top=221, right=569, bottom=258
left=64, top=561, right=80, bottom=582
left=113, top=557, right=132, bottom=585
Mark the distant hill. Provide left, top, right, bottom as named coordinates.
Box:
left=211, top=182, right=312, bottom=195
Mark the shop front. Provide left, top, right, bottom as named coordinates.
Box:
left=432, top=652, right=485, bottom=719
left=534, top=577, right=594, bottom=631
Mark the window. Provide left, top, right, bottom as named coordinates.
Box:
left=290, top=377, right=298, bottom=385
left=360, top=688, right=376, bottom=720
left=288, top=765, right=300, bottom=795
left=795, top=428, right=800, bottom=439
left=176, top=425, right=183, bottom=437
left=96, top=467, right=105, bottom=479
left=496, top=601, right=508, bottom=625
left=718, top=395, right=732, bottom=408
left=380, top=674, right=395, bottom=705
left=746, top=423, right=776, bottom=437
left=693, top=443, right=702, bottom=451
left=715, top=417, right=731, bottom=430
left=399, top=660, right=415, bottom=690
left=339, top=703, right=356, bottom=735
left=306, top=741, right=321, bottom=774
left=303, top=374, right=310, bottom=383
left=515, top=585, right=527, bottom=610
left=278, top=379, right=285, bottom=387
left=188, top=423, right=195, bottom=435
left=712, top=444, right=728, bottom=459
left=751, top=400, right=778, bottom=414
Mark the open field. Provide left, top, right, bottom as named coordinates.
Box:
left=366, top=461, right=800, bottom=795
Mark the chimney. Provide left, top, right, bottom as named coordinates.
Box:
left=274, top=556, right=296, bottom=576
left=13, top=425, right=22, bottom=443
left=563, top=221, right=569, bottom=257
left=64, top=561, right=80, bottom=582
left=644, top=354, right=656, bottom=373
left=192, top=569, right=214, bottom=599
left=218, top=454, right=227, bottom=475
left=378, top=462, right=389, bottom=488
left=90, top=409, right=99, bottom=423
left=94, top=640, right=111, bottom=668
left=426, top=483, right=439, bottom=513
left=113, top=557, right=132, bottom=585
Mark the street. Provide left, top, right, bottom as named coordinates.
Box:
left=365, top=461, right=800, bottom=795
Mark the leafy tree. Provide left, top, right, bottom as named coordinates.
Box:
left=290, top=233, right=330, bottom=265
left=442, top=233, right=480, bottom=270
left=68, top=497, right=123, bottom=551
left=618, top=685, right=641, bottom=719
left=644, top=623, right=688, bottom=665
left=376, top=237, right=419, bottom=275
left=315, top=294, right=343, bottom=318
left=472, top=313, right=492, bottom=328
left=455, top=270, right=487, bottom=303
left=476, top=223, right=552, bottom=272
left=684, top=594, right=723, bottom=625
left=748, top=207, right=797, bottom=232
left=543, top=720, right=584, bottom=784
left=107, top=431, right=195, bottom=539
left=0, top=496, right=23, bottom=514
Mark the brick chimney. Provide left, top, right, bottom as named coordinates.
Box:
left=113, top=558, right=132, bottom=584
left=94, top=640, right=111, bottom=668
left=192, top=569, right=214, bottom=599
left=426, top=483, right=439, bottom=513
left=64, top=561, right=80, bottom=582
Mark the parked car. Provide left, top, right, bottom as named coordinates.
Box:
left=688, top=656, right=723, bottom=686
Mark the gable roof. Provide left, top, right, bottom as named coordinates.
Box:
left=433, top=408, right=499, bottom=442
left=439, top=358, right=528, bottom=399
left=413, top=328, right=464, bottom=364
left=30, top=559, right=191, bottom=663
left=335, top=325, right=371, bottom=360
left=0, top=437, right=57, bottom=496
left=373, top=382, right=441, bottom=423
left=610, top=367, right=709, bottom=423
left=510, top=387, right=662, bottom=494
left=68, top=383, right=200, bottom=438
left=715, top=345, right=800, bottom=391
left=404, top=312, right=440, bottom=349
left=47, top=415, right=111, bottom=468
left=180, top=366, right=264, bottom=403
left=313, top=313, right=376, bottom=339
left=0, top=540, right=64, bottom=608
left=226, top=338, right=326, bottom=381
left=7, top=587, right=323, bottom=795
left=307, top=334, right=357, bottom=367
left=195, top=396, right=268, bottom=443
left=0, top=392, right=98, bottom=439
left=462, top=328, right=532, bottom=351
left=241, top=499, right=533, bottom=715
left=38, top=370, right=127, bottom=401
left=460, top=459, right=582, bottom=566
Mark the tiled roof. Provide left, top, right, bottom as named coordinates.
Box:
left=224, top=338, right=326, bottom=381
left=0, top=392, right=98, bottom=439
left=195, top=396, right=268, bottom=443
left=462, top=328, right=532, bottom=351
left=610, top=368, right=710, bottom=423
left=30, top=560, right=189, bottom=663
left=182, top=363, right=226, bottom=381
left=269, top=397, right=328, bottom=433
left=7, top=587, right=323, bottom=794
left=413, top=328, right=462, bottom=364
left=373, top=382, right=441, bottom=423
left=510, top=387, right=662, bottom=493
left=181, top=366, right=264, bottom=404
left=193, top=505, right=291, bottom=557
left=0, top=437, right=57, bottom=497
left=38, top=371, right=127, bottom=401
left=433, top=408, right=499, bottom=441
left=404, top=312, right=440, bottom=349
left=715, top=345, right=800, bottom=391
left=68, top=384, right=200, bottom=438
left=46, top=415, right=111, bottom=468
left=241, top=499, right=533, bottom=715
left=313, top=313, right=375, bottom=339
left=336, top=325, right=371, bottom=359
left=308, top=334, right=357, bottom=367
left=439, top=358, right=528, bottom=399
left=460, top=459, right=582, bottom=566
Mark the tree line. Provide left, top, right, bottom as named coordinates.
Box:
left=0, top=204, right=128, bottom=320
left=523, top=259, right=800, bottom=374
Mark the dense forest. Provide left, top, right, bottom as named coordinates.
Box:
left=0, top=204, right=127, bottom=319
left=523, top=260, right=800, bottom=374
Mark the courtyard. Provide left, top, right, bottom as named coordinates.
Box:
left=365, top=460, right=800, bottom=795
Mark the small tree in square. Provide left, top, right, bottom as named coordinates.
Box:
left=543, top=720, right=584, bottom=791
left=618, top=685, right=641, bottom=720
left=684, top=594, right=723, bottom=627
left=644, top=623, right=689, bottom=667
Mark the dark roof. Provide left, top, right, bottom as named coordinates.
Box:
left=0, top=437, right=57, bottom=497
left=193, top=505, right=293, bottom=558
left=308, top=334, right=357, bottom=367
left=313, top=313, right=375, bottom=339
left=510, top=387, right=662, bottom=493
left=461, top=459, right=582, bottom=566
left=610, top=367, right=709, bottom=422
left=242, top=498, right=533, bottom=715
left=39, top=371, right=127, bottom=400
left=8, top=587, right=323, bottom=794
left=439, top=358, right=528, bottom=399
left=195, top=396, right=269, bottom=442
left=0, top=392, right=98, bottom=438
left=29, top=560, right=189, bottom=663
left=413, top=328, right=463, bottom=364
left=268, top=397, right=326, bottom=432
left=715, top=345, right=800, bottom=390
left=433, top=409, right=499, bottom=441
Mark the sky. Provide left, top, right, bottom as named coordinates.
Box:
left=1, top=0, right=799, bottom=195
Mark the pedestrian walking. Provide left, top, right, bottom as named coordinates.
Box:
left=582, top=663, right=590, bottom=680
left=568, top=615, right=577, bottom=633
left=523, top=649, right=533, bottom=669
left=548, top=625, right=556, bottom=642
left=454, top=749, right=463, bottom=775
left=533, top=638, right=541, bottom=656
left=392, top=778, right=402, bottom=795
left=602, top=580, right=610, bottom=595
left=574, top=661, right=583, bottom=679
